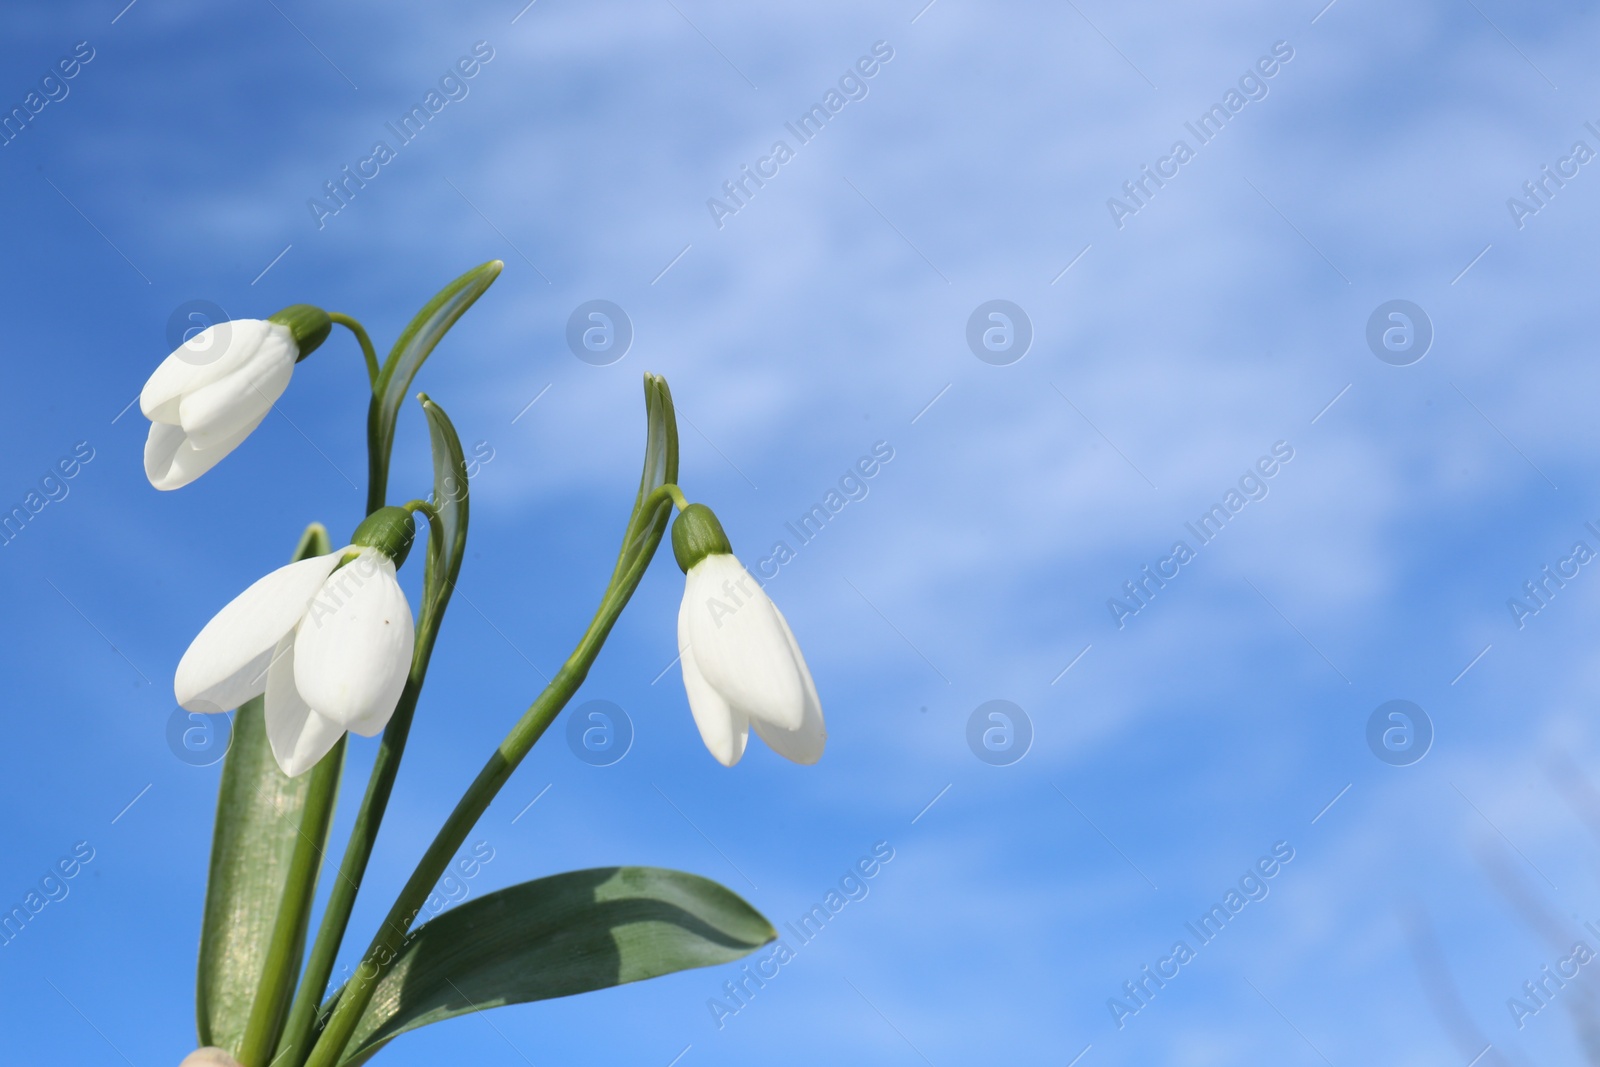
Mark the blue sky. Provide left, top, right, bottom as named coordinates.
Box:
left=4, top=0, right=1600, bottom=1063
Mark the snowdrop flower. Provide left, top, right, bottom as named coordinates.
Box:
left=672, top=503, right=825, bottom=766
left=141, top=305, right=331, bottom=491
left=174, top=508, right=417, bottom=777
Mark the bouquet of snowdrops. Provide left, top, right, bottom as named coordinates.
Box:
left=140, top=262, right=824, bottom=1067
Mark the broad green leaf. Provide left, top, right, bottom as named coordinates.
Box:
left=198, top=525, right=346, bottom=1060
left=418, top=394, right=468, bottom=623
left=366, top=260, right=502, bottom=512
left=332, top=867, right=775, bottom=1065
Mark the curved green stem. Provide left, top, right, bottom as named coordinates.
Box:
left=402, top=498, right=444, bottom=536
left=303, top=527, right=667, bottom=1067
left=654, top=483, right=690, bottom=513
left=328, top=313, right=380, bottom=387
left=273, top=502, right=450, bottom=1067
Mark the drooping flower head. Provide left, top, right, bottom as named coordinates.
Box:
left=174, top=508, right=417, bottom=777
left=141, top=305, right=331, bottom=490
left=672, top=503, right=825, bottom=766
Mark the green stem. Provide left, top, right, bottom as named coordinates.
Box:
left=403, top=499, right=444, bottom=539
left=303, top=536, right=666, bottom=1067
left=328, top=313, right=380, bottom=387
left=235, top=740, right=345, bottom=1067
left=657, top=483, right=690, bottom=513
left=274, top=503, right=450, bottom=1067
left=616, top=483, right=684, bottom=575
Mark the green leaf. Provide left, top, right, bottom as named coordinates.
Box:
left=198, top=524, right=347, bottom=1062
left=331, top=867, right=775, bottom=1066
left=366, top=260, right=502, bottom=513
left=418, top=394, right=468, bottom=623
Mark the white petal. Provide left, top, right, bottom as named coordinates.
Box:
left=140, top=320, right=276, bottom=424
left=144, top=408, right=269, bottom=491
left=175, top=551, right=344, bottom=712
left=683, top=555, right=806, bottom=732
left=140, top=352, right=205, bottom=425
left=144, top=421, right=189, bottom=489
left=345, top=646, right=404, bottom=738
left=263, top=632, right=346, bottom=777
left=345, top=699, right=397, bottom=738
left=294, top=551, right=414, bottom=730
left=749, top=609, right=826, bottom=764
left=179, top=1049, right=243, bottom=1067
left=178, top=324, right=296, bottom=450
left=678, top=595, right=748, bottom=766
